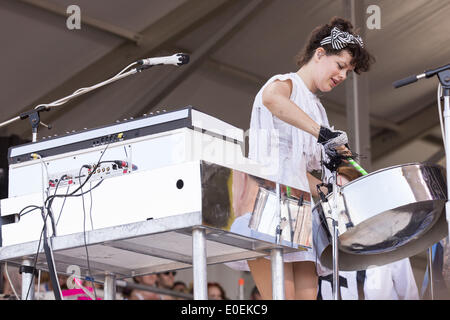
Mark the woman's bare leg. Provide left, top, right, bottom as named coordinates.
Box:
left=292, top=261, right=318, bottom=300
left=248, top=258, right=296, bottom=299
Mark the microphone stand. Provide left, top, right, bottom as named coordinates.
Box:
left=0, top=62, right=150, bottom=300
left=271, top=181, right=285, bottom=300
left=0, top=64, right=148, bottom=142
left=330, top=170, right=340, bottom=300
left=439, top=70, right=450, bottom=242
left=317, top=168, right=342, bottom=300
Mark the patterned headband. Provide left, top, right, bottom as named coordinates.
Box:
left=320, top=27, right=364, bottom=50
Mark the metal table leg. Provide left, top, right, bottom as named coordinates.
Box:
left=332, top=220, right=340, bottom=300
left=21, top=259, right=35, bottom=300
left=104, top=273, right=117, bottom=300
left=192, top=227, right=207, bottom=300
left=271, top=248, right=285, bottom=300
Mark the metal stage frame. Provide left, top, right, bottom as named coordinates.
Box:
left=0, top=211, right=298, bottom=300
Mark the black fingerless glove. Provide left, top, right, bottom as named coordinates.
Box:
left=318, top=126, right=351, bottom=172
left=318, top=126, right=341, bottom=145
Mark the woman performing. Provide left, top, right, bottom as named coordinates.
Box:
left=242, top=17, right=375, bottom=300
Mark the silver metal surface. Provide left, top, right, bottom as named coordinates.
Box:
left=443, top=236, right=450, bottom=289
left=21, top=259, right=35, bottom=300
left=0, top=159, right=307, bottom=280
left=248, top=188, right=312, bottom=247
left=331, top=172, right=340, bottom=300
left=192, top=228, right=207, bottom=300
left=104, top=274, right=116, bottom=300
left=313, top=162, right=449, bottom=271
left=276, top=183, right=281, bottom=244
left=8, top=109, right=244, bottom=198
left=0, top=160, right=310, bottom=300
left=427, top=247, right=434, bottom=300
left=445, top=95, right=450, bottom=246
left=4, top=125, right=310, bottom=250
left=1, top=113, right=313, bottom=300
left=270, top=248, right=284, bottom=300
left=332, top=222, right=339, bottom=300
left=200, top=162, right=313, bottom=250
left=0, top=211, right=299, bottom=283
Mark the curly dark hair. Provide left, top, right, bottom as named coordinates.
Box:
left=295, top=17, right=375, bottom=74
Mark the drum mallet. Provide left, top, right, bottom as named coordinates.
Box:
left=347, top=158, right=369, bottom=176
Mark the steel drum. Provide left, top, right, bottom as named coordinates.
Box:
left=313, top=162, right=449, bottom=271
left=249, top=187, right=312, bottom=248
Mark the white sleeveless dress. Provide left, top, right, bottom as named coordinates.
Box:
left=248, top=72, right=330, bottom=191
left=226, top=72, right=331, bottom=273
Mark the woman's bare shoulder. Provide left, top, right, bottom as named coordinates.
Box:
left=263, top=78, right=293, bottom=98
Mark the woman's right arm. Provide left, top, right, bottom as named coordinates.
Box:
left=262, top=79, right=351, bottom=157
left=262, top=80, right=321, bottom=139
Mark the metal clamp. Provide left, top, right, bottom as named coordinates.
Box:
left=19, top=265, right=38, bottom=277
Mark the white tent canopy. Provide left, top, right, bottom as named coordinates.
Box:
left=1, top=0, right=450, bottom=300
left=1, top=0, right=449, bottom=170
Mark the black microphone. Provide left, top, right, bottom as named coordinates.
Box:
left=393, top=64, right=450, bottom=88
left=137, top=53, right=190, bottom=67
left=393, top=75, right=422, bottom=88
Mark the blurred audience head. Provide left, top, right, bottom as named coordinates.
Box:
left=172, top=280, right=187, bottom=293
left=157, top=271, right=176, bottom=289
left=208, top=282, right=227, bottom=300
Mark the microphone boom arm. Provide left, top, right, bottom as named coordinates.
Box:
left=393, top=63, right=450, bottom=89
left=0, top=63, right=141, bottom=142
left=1, top=53, right=190, bottom=142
